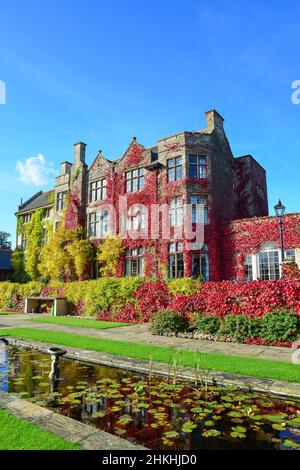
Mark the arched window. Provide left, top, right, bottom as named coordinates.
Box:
left=191, top=243, right=209, bottom=280
left=125, top=247, right=144, bottom=277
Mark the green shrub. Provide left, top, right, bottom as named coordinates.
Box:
left=218, top=314, right=262, bottom=342
left=150, top=310, right=190, bottom=335
left=193, top=314, right=221, bottom=335
left=65, top=277, right=143, bottom=317
left=17, top=281, right=44, bottom=300
left=168, top=278, right=201, bottom=295
left=0, top=282, right=20, bottom=309
left=260, top=310, right=300, bottom=343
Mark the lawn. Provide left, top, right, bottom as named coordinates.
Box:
left=0, top=311, right=19, bottom=315
left=28, top=316, right=130, bottom=329
left=0, top=408, right=80, bottom=450
left=0, top=327, right=299, bottom=384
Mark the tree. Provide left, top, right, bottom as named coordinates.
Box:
left=11, top=248, right=28, bottom=282
left=0, top=231, right=11, bottom=249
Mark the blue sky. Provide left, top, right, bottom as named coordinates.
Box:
left=1, top=0, right=300, bottom=245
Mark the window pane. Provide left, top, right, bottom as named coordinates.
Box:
left=168, top=167, right=175, bottom=182
left=201, top=254, right=209, bottom=281
left=125, top=259, right=130, bottom=277
left=177, top=242, right=183, bottom=252
left=168, top=254, right=176, bottom=278
left=177, top=254, right=184, bottom=278
left=285, top=249, right=296, bottom=262
left=175, top=165, right=182, bottom=180
left=169, top=243, right=176, bottom=253
left=189, top=164, right=198, bottom=179
left=192, top=253, right=201, bottom=278
left=131, top=259, right=138, bottom=276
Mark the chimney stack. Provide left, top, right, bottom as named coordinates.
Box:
left=74, top=142, right=86, bottom=166
left=60, top=161, right=72, bottom=175
left=205, top=110, right=224, bottom=133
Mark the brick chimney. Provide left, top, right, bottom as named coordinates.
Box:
left=205, top=110, right=224, bottom=133
left=74, top=142, right=86, bottom=166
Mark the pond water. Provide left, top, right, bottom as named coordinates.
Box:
left=0, top=344, right=300, bottom=450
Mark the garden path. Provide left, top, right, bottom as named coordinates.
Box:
left=0, top=313, right=295, bottom=363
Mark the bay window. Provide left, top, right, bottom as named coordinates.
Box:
left=243, top=244, right=297, bottom=281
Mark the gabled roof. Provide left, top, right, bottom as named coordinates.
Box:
left=0, top=250, right=13, bottom=271
left=16, top=190, right=54, bottom=215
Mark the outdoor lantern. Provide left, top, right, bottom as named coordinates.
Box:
left=274, top=199, right=286, bottom=218
left=274, top=199, right=286, bottom=266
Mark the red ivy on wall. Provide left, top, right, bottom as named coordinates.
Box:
left=222, top=214, right=300, bottom=280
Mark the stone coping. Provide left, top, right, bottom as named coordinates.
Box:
left=0, top=391, right=146, bottom=450
left=2, top=336, right=300, bottom=400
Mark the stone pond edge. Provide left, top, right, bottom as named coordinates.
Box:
left=2, top=336, right=300, bottom=400
left=0, top=390, right=146, bottom=450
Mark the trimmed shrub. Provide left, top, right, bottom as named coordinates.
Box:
left=150, top=310, right=190, bottom=335
left=218, top=314, right=262, bottom=342
left=193, top=314, right=221, bottom=335
left=260, top=310, right=300, bottom=343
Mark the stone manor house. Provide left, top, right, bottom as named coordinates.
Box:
left=16, top=110, right=300, bottom=281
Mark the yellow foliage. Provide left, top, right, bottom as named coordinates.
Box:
left=97, top=236, right=124, bottom=277
left=66, top=239, right=93, bottom=280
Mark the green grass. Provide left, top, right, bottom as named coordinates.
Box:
left=0, top=408, right=80, bottom=450
left=0, top=327, right=299, bottom=384
left=0, top=311, right=19, bottom=315
left=28, top=316, right=130, bottom=329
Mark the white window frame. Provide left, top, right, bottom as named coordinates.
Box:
left=244, top=244, right=297, bottom=281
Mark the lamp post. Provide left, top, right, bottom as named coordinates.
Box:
left=274, top=199, right=286, bottom=264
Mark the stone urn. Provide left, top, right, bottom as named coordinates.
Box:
left=47, top=347, right=67, bottom=380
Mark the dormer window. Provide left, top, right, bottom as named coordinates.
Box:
left=125, top=168, right=144, bottom=192
left=23, top=214, right=31, bottom=223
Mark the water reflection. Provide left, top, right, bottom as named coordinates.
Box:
left=0, top=344, right=299, bottom=450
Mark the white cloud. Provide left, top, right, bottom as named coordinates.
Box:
left=15, top=154, right=55, bottom=186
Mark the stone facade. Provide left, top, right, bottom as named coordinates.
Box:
left=16, top=109, right=299, bottom=282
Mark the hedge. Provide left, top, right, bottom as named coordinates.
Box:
left=1, top=278, right=300, bottom=323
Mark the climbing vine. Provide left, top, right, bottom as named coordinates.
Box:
left=97, top=235, right=124, bottom=277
